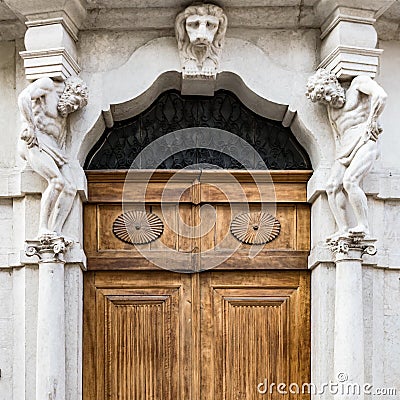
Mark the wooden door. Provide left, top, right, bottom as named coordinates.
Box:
left=83, top=170, right=311, bottom=399
left=83, top=270, right=310, bottom=400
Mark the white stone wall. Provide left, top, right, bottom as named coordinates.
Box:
left=0, top=199, right=13, bottom=266
left=377, top=41, right=400, bottom=171
left=0, top=16, right=398, bottom=400
left=0, top=39, right=18, bottom=399
left=0, top=268, right=13, bottom=398
left=383, top=269, right=400, bottom=389
left=79, top=28, right=320, bottom=75
left=363, top=267, right=400, bottom=397
left=12, top=266, right=38, bottom=400
left=0, top=41, right=17, bottom=169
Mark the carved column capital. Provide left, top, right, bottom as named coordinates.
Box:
left=8, top=0, right=87, bottom=80
left=314, top=3, right=383, bottom=79
left=327, top=234, right=377, bottom=262
left=25, top=235, right=72, bottom=263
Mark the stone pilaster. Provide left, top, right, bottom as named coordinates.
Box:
left=328, top=234, right=377, bottom=399
left=25, top=235, right=71, bottom=400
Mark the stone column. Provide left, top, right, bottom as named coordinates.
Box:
left=328, top=235, right=377, bottom=399
left=25, top=236, right=71, bottom=400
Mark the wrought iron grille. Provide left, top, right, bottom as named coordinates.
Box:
left=84, top=90, right=311, bottom=170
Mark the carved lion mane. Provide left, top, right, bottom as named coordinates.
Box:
left=175, top=3, right=227, bottom=68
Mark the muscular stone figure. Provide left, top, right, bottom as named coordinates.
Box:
left=306, top=69, right=387, bottom=239
left=18, top=76, right=88, bottom=238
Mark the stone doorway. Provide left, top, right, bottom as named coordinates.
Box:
left=82, top=88, right=312, bottom=399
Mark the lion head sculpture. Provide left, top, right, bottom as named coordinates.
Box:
left=175, top=4, right=228, bottom=79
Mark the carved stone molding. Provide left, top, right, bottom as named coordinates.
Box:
left=12, top=0, right=87, bottom=80
left=20, top=47, right=81, bottom=81
left=318, top=7, right=381, bottom=80
left=327, top=233, right=377, bottom=261
left=318, top=45, right=383, bottom=80
left=20, top=16, right=82, bottom=81
left=25, top=235, right=72, bottom=263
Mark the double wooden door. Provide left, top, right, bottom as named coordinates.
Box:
left=83, top=270, right=310, bottom=400
left=83, top=170, right=311, bottom=399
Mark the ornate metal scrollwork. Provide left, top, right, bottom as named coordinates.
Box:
left=85, top=90, right=311, bottom=170
left=113, top=211, right=164, bottom=245
left=230, top=212, right=281, bottom=245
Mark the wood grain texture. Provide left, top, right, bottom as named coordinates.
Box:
left=84, top=170, right=311, bottom=271
left=84, top=271, right=193, bottom=400
left=200, top=270, right=311, bottom=400
left=84, top=171, right=311, bottom=399
left=84, top=204, right=310, bottom=271
left=86, top=170, right=312, bottom=203
left=83, top=272, right=96, bottom=400
left=84, top=271, right=310, bottom=399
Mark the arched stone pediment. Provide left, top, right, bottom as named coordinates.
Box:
left=70, top=37, right=333, bottom=169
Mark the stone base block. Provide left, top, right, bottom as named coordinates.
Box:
left=181, top=76, right=216, bottom=96
left=319, top=46, right=383, bottom=81
left=19, top=47, right=80, bottom=81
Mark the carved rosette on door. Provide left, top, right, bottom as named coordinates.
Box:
left=112, top=211, right=164, bottom=245
left=84, top=169, right=311, bottom=273
left=230, top=211, right=281, bottom=245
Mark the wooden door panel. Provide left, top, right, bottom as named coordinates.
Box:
left=84, top=271, right=193, bottom=400
left=102, top=290, right=178, bottom=400
left=84, top=171, right=311, bottom=272
left=200, top=271, right=310, bottom=400
left=84, top=271, right=310, bottom=400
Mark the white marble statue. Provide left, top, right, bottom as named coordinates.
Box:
left=306, top=69, right=387, bottom=239
left=175, top=3, right=227, bottom=79
left=18, top=76, right=88, bottom=239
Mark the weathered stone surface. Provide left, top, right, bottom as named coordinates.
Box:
left=18, top=77, right=88, bottom=238
left=175, top=3, right=227, bottom=93
left=0, top=269, right=13, bottom=399
left=0, top=3, right=399, bottom=400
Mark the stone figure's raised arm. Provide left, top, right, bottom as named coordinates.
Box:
left=353, top=75, right=387, bottom=139
left=18, top=77, right=56, bottom=147
left=18, top=77, right=55, bottom=119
